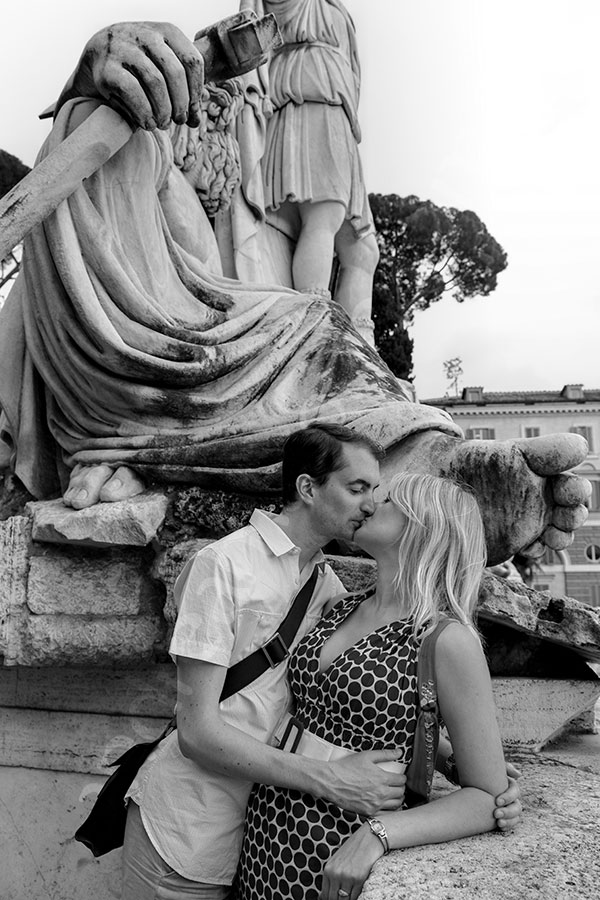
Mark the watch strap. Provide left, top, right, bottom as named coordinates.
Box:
left=367, top=818, right=390, bottom=854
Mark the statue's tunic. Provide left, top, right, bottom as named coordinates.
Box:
left=0, top=100, right=459, bottom=499
left=260, top=0, right=372, bottom=237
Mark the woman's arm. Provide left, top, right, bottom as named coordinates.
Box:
left=320, top=622, right=509, bottom=900
left=436, top=726, right=522, bottom=831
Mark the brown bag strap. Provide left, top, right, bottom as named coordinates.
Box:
left=405, top=617, right=454, bottom=806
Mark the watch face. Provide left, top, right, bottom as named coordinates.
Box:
left=370, top=820, right=384, bottom=836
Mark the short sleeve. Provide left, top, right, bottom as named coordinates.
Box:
left=169, top=547, right=236, bottom=666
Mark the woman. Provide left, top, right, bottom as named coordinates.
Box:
left=235, top=472, right=509, bottom=900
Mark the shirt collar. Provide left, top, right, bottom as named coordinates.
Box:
left=250, top=509, right=325, bottom=570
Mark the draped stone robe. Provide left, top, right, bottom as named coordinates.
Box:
left=0, top=99, right=459, bottom=499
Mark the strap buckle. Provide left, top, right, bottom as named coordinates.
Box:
left=278, top=715, right=305, bottom=753
left=261, top=631, right=289, bottom=668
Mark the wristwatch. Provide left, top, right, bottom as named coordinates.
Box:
left=367, top=818, right=389, bottom=854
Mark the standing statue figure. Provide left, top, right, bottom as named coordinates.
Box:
left=218, top=0, right=379, bottom=344
left=0, top=18, right=591, bottom=567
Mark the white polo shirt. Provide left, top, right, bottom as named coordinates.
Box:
left=127, top=509, right=344, bottom=884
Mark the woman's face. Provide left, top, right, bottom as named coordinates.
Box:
left=353, top=495, right=407, bottom=553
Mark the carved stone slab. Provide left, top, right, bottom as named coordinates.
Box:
left=27, top=493, right=170, bottom=547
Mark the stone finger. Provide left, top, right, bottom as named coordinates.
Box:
left=516, top=433, right=588, bottom=475
left=542, top=525, right=575, bottom=551
left=552, top=473, right=592, bottom=506
left=552, top=503, right=588, bottom=531
left=518, top=540, right=546, bottom=559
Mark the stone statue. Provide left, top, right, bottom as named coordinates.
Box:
left=0, top=20, right=590, bottom=566
left=216, top=0, right=379, bottom=344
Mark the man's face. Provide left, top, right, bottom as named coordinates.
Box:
left=309, top=444, right=380, bottom=544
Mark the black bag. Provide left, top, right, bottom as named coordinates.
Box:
left=75, top=719, right=175, bottom=857
left=74, top=566, right=319, bottom=857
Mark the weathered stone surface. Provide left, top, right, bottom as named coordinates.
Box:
left=493, top=676, right=600, bottom=748
left=0, top=707, right=171, bottom=774
left=0, top=664, right=176, bottom=717
left=0, top=515, right=31, bottom=665
left=16, top=614, right=167, bottom=666
left=362, top=745, right=600, bottom=900
left=155, top=538, right=214, bottom=626
left=0, top=515, right=30, bottom=611
left=27, top=492, right=170, bottom=546
left=479, top=572, right=600, bottom=662
left=27, top=546, right=164, bottom=616
left=165, top=488, right=279, bottom=543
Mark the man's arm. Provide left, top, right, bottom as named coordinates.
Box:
left=176, top=655, right=406, bottom=816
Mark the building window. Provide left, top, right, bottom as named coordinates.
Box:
left=540, top=547, right=560, bottom=566
left=570, top=425, right=593, bottom=452
left=463, top=387, right=484, bottom=403
left=465, top=427, right=496, bottom=440
left=590, top=584, right=600, bottom=607
left=585, top=545, right=600, bottom=562
left=590, top=482, right=600, bottom=512
left=524, top=427, right=541, bottom=438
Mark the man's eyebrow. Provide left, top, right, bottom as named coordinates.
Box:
left=347, top=477, right=378, bottom=487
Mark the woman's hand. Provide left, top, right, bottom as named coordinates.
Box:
left=319, top=823, right=384, bottom=900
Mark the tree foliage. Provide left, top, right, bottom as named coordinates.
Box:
left=0, top=148, right=30, bottom=200
left=369, top=193, right=508, bottom=381
left=0, top=150, right=30, bottom=299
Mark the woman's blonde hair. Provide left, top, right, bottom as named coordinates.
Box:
left=387, top=472, right=487, bottom=636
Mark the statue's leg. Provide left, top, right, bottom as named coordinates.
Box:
left=292, top=200, right=346, bottom=293
left=333, top=222, right=379, bottom=346
left=380, top=432, right=591, bottom=565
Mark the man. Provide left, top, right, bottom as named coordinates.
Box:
left=122, top=423, right=520, bottom=899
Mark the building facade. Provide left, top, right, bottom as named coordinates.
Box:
left=425, top=384, right=600, bottom=607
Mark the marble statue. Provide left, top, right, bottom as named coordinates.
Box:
left=212, top=0, right=379, bottom=344
left=222, top=0, right=379, bottom=345
left=0, top=19, right=590, bottom=566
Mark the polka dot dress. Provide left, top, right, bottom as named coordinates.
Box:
left=235, top=589, right=420, bottom=900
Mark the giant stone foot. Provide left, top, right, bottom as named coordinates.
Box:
left=380, top=432, right=591, bottom=566
left=63, top=463, right=145, bottom=509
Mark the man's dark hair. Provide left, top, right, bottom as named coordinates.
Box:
left=281, top=423, right=384, bottom=505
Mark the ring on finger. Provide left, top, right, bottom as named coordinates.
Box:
left=338, top=891, right=350, bottom=898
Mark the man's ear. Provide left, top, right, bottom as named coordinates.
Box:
left=295, top=474, right=314, bottom=504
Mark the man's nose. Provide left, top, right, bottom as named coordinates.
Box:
left=361, top=492, right=376, bottom=515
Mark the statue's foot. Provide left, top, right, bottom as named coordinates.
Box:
left=381, top=432, right=591, bottom=565
left=63, top=464, right=145, bottom=509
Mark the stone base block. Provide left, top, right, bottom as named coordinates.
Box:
left=18, top=614, right=167, bottom=666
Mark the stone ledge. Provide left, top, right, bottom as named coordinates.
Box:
left=0, top=668, right=595, bottom=768
left=27, top=492, right=170, bottom=547
left=361, top=746, right=600, bottom=900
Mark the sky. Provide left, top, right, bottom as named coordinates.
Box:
left=1, top=0, right=599, bottom=400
